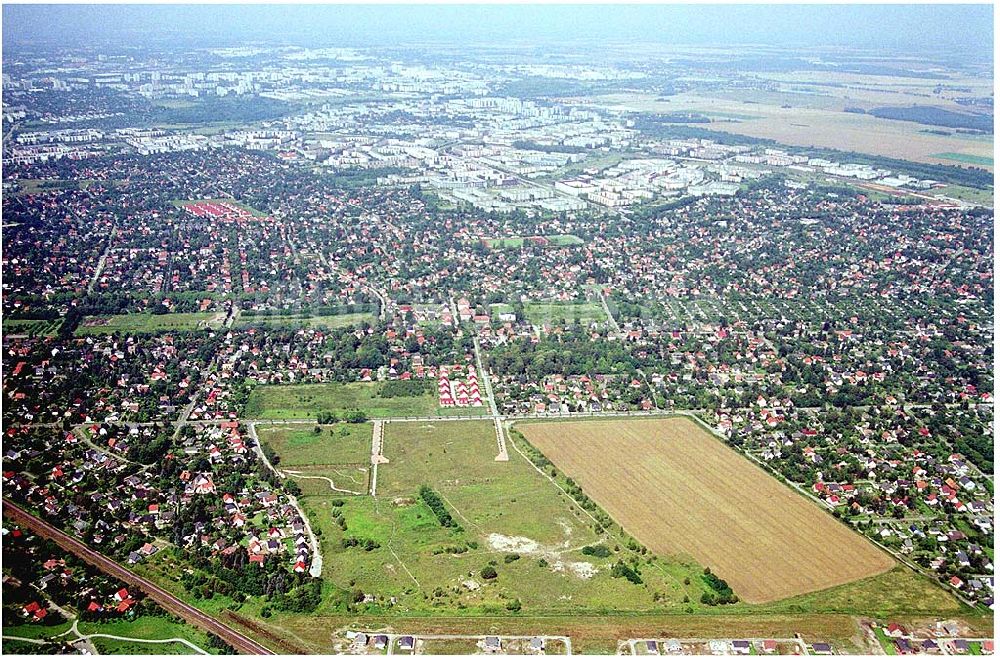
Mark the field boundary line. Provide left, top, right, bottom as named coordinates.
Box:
left=387, top=527, right=421, bottom=589
left=436, top=490, right=480, bottom=532
left=517, top=417, right=897, bottom=603
left=505, top=425, right=609, bottom=535
left=676, top=411, right=917, bottom=589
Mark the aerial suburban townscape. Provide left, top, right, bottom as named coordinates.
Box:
left=0, top=4, right=995, bottom=656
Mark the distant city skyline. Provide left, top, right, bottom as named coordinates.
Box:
left=3, top=4, right=993, bottom=59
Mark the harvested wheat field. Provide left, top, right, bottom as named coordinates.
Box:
left=519, top=417, right=896, bottom=604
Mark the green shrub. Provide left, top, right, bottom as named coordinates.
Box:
left=419, top=485, right=462, bottom=530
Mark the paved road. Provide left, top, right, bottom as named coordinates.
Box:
left=599, top=290, right=622, bottom=336
left=248, top=422, right=323, bottom=579
left=319, top=249, right=388, bottom=321
left=87, top=227, right=116, bottom=294
left=473, top=336, right=508, bottom=459
left=472, top=336, right=499, bottom=418
left=79, top=633, right=209, bottom=654
left=2, top=500, right=274, bottom=655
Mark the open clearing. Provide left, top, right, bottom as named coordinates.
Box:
left=244, top=381, right=482, bottom=419
left=295, top=421, right=706, bottom=613
left=518, top=417, right=896, bottom=603
left=524, top=302, right=606, bottom=325
left=484, top=234, right=585, bottom=249
left=933, top=184, right=995, bottom=207
left=257, top=422, right=373, bottom=466
left=75, top=312, right=223, bottom=335
left=256, top=422, right=371, bottom=494
left=75, top=615, right=213, bottom=654
left=577, top=92, right=994, bottom=169
left=234, top=311, right=375, bottom=330
left=932, top=152, right=994, bottom=167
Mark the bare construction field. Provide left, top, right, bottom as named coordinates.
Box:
left=519, top=417, right=896, bottom=604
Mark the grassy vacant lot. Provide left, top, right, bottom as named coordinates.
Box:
left=484, top=234, right=585, bottom=249
left=89, top=639, right=194, bottom=655
left=932, top=152, right=994, bottom=167
left=13, top=178, right=111, bottom=194
left=2, top=621, right=73, bottom=641
left=519, top=418, right=896, bottom=604
left=258, top=422, right=373, bottom=466
left=544, top=152, right=627, bottom=181
left=76, top=615, right=215, bottom=654
left=257, top=422, right=372, bottom=495
left=300, top=421, right=706, bottom=615
left=75, top=312, right=223, bottom=335
left=524, top=301, right=606, bottom=325
left=244, top=381, right=482, bottom=420
left=102, top=416, right=977, bottom=653
left=933, top=184, right=995, bottom=207
left=768, top=566, right=962, bottom=618
left=2, top=318, right=62, bottom=337
left=235, top=312, right=375, bottom=330
left=546, top=235, right=585, bottom=247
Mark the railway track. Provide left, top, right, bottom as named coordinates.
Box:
left=2, top=500, right=275, bottom=656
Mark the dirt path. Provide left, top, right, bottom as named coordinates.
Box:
left=386, top=524, right=421, bottom=589
left=285, top=470, right=365, bottom=496
left=87, top=227, right=117, bottom=294
left=437, top=491, right=479, bottom=532
left=503, top=424, right=608, bottom=532
left=599, top=289, right=622, bottom=336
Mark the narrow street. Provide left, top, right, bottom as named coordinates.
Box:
left=473, top=335, right=507, bottom=460
left=248, top=422, right=324, bottom=579
left=87, top=227, right=116, bottom=294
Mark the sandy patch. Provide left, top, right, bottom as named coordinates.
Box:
left=487, top=533, right=541, bottom=554
left=552, top=560, right=598, bottom=579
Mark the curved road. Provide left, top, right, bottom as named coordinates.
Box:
left=2, top=500, right=274, bottom=655
left=78, top=633, right=209, bottom=654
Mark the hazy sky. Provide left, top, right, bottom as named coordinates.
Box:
left=2, top=4, right=994, bottom=58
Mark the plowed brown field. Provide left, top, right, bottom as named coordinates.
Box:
left=519, top=417, right=895, bottom=603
